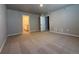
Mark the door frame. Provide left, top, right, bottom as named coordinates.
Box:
left=22, top=15, right=30, bottom=33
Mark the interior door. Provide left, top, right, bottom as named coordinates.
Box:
left=40, top=16, right=46, bottom=31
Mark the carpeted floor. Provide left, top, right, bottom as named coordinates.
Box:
left=1, top=32, right=79, bottom=54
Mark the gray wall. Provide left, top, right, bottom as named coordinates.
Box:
left=30, top=14, right=40, bottom=32
left=7, top=9, right=22, bottom=35
left=0, top=5, right=7, bottom=49
left=7, top=9, right=40, bottom=35
left=49, top=5, right=79, bottom=36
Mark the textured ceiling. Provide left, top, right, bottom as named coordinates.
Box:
left=6, top=4, right=71, bottom=14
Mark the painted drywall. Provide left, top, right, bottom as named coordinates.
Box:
left=49, top=5, right=79, bottom=36
left=30, top=14, right=40, bottom=32
left=0, top=5, right=7, bottom=51
left=7, top=9, right=40, bottom=35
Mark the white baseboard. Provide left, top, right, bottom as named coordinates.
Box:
left=8, top=32, right=22, bottom=36
left=0, top=39, right=7, bottom=53
left=50, top=31, right=79, bottom=37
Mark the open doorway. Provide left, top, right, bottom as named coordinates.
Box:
left=45, top=16, right=50, bottom=31
left=22, top=15, right=30, bottom=33
left=40, top=16, right=46, bottom=31
left=40, top=16, right=50, bottom=32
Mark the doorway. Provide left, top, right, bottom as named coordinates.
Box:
left=40, top=16, right=49, bottom=32
left=40, top=16, right=46, bottom=31
left=45, top=16, right=50, bottom=31
left=22, top=15, right=30, bottom=33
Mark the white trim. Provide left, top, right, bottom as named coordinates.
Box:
left=50, top=31, right=79, bottom=37
left=0, top=39, right=7, bottom=53
left=8, top=32, right=22, bottom=36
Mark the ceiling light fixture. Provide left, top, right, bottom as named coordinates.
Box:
left=40, top=4, right=43, bottom=7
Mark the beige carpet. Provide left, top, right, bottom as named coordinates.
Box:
left=1, top=32, right=79, bottom=54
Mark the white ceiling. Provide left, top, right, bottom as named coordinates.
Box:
left=6, top=4, right=71, bottom=14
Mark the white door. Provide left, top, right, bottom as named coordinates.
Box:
left=40, top=16, right=46, bottom=31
